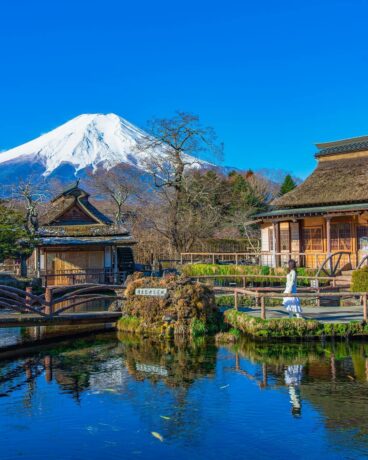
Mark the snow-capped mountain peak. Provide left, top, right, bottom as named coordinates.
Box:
left=0, top=113, right=206, bottom=178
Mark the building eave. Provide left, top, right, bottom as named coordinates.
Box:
left=254, top=202, right=368, bottom=221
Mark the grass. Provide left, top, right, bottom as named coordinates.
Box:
left=224, top=309, right=368, bottom=339
left=182, top=264, right=322, bottom=287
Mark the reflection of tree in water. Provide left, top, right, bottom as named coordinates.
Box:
left=227, top=339, right=368, bottom=443
left=118, top=333, right=218, bottom=442
left=120, top=333, right=216, bottom=387
left=0, top=333, right=219, bottom=442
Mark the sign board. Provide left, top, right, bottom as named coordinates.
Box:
left=310, top=279, right=319, bottom=289
left=135, top=288, right=167, bottom=297
left=135, top=363, right=168, bottom=376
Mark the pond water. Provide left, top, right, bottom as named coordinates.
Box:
left=1, top=330, right=368, bottom=460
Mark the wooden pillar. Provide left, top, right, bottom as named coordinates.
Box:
left=234, top=290, right=238, bottom=310
left=261, top=296, right=266, bottom=320
left=113, top=246, right=119, bottom=284
left=35, top=247, right=41, bottom=278
left=325, top=217, right=332, bottom=273
left=272, top=223, right=277, bottom=267
left=45, top=287, right=53, bottom=316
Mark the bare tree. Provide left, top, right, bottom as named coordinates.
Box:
left=10, top=179, right=49, bottom=235
left=137, top=112, right=224, bottom=253
left=87, top=164, right=140, bottom=224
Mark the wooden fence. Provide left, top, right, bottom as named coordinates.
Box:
left=229, top=288, right=368, bottom=321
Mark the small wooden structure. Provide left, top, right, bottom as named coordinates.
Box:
left=31, top=183, right=136, bottom=285
left=253, top=136, right=368, bottom=271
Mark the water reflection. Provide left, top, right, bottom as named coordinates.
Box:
left=0, top=334, right=368, bottom=459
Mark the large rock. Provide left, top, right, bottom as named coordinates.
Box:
left=118, top=274, right=221, bottom=336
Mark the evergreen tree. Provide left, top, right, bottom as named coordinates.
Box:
left=280, top=174, right=296, bottom=195
left=0, top=203, right=34, bottom=261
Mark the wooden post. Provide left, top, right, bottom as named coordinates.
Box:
left=235, top=254, right=238, bottom=265
left=212, top=254, right=215, bottom=264
left=191, top=253, right=193, bottom=264
left=261, top=296, right=266, bottom=320
left=113, top=246, right=119, bottom=284
left=45, top=287, right=53, bottom=316
left=243, top=276, right=246, bottom=288
left=272, top=223, right=277, bottom=267
left=316, top=288, right=320, bottom=308
left=234, top=290, right=238, bottom=310
left=25, top=286, right=32, bottom=311
left=363, top=293, right=367, bottom=322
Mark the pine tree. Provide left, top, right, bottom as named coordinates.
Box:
left=280, top=174, right=296, bottom=195
left=0, top=203, right=34, bottom=261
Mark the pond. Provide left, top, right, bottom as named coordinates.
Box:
left=1, top=330, right=368, bottom=459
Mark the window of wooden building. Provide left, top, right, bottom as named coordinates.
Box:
left=280, top=224, right=290, bottom=251
left=268, top=228, right=274, bottom=251
left=303, top=227, right=323, bottom=251
left=357, top=226, right=368, bottom=250
left=331, top=223, right=352, bottom=251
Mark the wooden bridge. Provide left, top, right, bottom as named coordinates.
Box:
left=0, top=284, right=124, bottom=328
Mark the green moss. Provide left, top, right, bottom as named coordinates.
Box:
left=224, top=309, right=368, bottom=339
left=190, top=318, right=207, bottom=337
left=117, top=316, right=142, bottom=333
left=351, top=267, right=368, bottom=292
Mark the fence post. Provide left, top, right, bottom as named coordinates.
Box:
left=243, top=276, right=246, bottom=288
left=234, top=290, right=238, bottom=310
left=45, top=287, right=53, bottom=316
left=212, top=254, right=215, bottom=264
left=364, top=293, right=367, bottom=322
left=261, top=296, right=266, bottom=320
left=316, top=288, right=320, bottom=308
left=25, top=286, right=32, bottom=311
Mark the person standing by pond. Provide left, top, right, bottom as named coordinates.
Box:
left=283, top=259, right=303, bottom=318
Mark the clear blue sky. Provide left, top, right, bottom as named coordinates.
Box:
left=1, top=0, right=368, bottom=178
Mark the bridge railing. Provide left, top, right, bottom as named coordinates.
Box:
left=0, top=284, right=125, bottom=318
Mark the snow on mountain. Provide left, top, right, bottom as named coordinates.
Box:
left=0, top=113, right=208, bottom=179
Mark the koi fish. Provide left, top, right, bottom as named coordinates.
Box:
left=151, top=431, right=164, bottom=442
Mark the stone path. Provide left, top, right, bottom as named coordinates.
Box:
left=237, top=306, right=364, bottom=323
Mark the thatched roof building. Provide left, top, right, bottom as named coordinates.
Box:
left=32, top=182, right=136, bottom=285
left=253, top=136, right=368, bottom=272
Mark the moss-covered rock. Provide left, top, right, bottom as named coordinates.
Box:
left=118, top=274, right=222, bottom=336
left=224, top=308, right=368, bottom=339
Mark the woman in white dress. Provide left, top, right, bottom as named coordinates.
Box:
left=283, top=259, right=302, bottom=318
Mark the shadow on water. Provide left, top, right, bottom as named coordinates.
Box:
left=1, top=332, right=368, bottom=459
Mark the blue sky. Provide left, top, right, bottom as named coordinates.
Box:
left=1, top=0, right=368, bottom=178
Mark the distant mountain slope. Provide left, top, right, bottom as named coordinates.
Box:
left=0, top=113, right=210, bottom=185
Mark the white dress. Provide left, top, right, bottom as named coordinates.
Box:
left=282, top=270, right=302, bottom=313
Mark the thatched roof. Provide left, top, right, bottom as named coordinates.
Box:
left=38, top=183, right=133, bottom=241
left=272, top=156, right=368, bottom=208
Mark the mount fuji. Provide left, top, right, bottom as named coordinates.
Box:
left=0, top=113, right=211, bottom=186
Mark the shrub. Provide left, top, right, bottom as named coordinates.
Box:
left=351, top=267, right=368, bottom=292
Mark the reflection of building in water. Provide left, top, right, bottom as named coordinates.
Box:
left=284, top=365, right=303, bottom=416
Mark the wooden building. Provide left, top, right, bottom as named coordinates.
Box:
left=32, top=183, right=136, bottom=285
left=254, top=136, right=368, bottom=271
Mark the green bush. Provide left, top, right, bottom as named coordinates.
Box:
left=182, top=264, right=320, bottom=287
left=351, top=267, right=368, bottom=292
